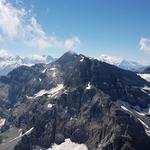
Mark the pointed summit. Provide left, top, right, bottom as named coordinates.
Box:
left=56, top=51, right=81, bottom=65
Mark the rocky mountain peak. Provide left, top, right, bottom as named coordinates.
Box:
left=0, top=52, right=150, bottom=150
left=56, top=51, right=81, bottom=64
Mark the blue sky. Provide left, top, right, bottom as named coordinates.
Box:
left=0, top=0, right=150, bottom=63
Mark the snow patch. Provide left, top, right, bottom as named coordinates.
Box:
left=140, top=85, right=150, bottom=95
left=8, top=127, right=34, bottom=143
left=42, top=68, right=47, bottom=73
left=48, top=103, right=53, bottom=108
left=50, top=68, right=56, bottom=71
left=52, top=71, right=56, bottom=77
left=120, top=106, right=133, bottom=114
left=28, top=84, right=65, bottom=99
left=138, top=118, right=149, bottom=129
left=34, top=89, right=49, bottom=98
left=86, top=82, right=92, bottom=90
left=134, top=111, right=145, bottom=116
left=138, top=74, right=150, bottom=82
left=0, top=118, right=6, bottom=128
left=24, top=127, right=34, bottom=135
left=47, top=84, right=64, bottom=98
left=145, top=129, right=150, bottom=136
left=80, top=56, right=84, bottom=62
left=26, top=95, right=33, bottom=99
left=47, top=138, right=88, bottom=150
left=137, top=118, right=150, bottom=136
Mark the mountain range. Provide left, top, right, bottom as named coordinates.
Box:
left=0, top=53, right=148, bottom=77
left=96, top=54, right=146, bottom=71
left=0, top=54, right=55, bottom=76
left=0, top=52, right=150, bottom=150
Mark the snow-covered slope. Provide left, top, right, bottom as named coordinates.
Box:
left=48, top=139, right=88, bottom=150
left=138, top=74, right=150, bottom=82
left=0, top=54, right=55, bottom=76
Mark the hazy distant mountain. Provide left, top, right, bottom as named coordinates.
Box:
left=143, top=66, right=150, bottom=74
left=0, top=53, right=148, bottom=76
left=0, top=54, right=55, bottom=76
left=96, top=54, right=145, bottom=71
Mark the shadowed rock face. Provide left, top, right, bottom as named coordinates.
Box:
left=143, top=67, right=150, bottom=74
left=0, top=52, right=150, bottom=150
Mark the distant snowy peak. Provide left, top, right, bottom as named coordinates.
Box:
left=21, top=55, right=55, bottom=65
left=96, top=54, right=122, bottom=65
left=0, top=54, right=55, bottom=76
left=96, top=54, right=145, bottom=71
left=119, top=60, right=144, bottom=71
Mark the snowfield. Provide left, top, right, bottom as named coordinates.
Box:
left=138, top=74, right=150, bottom=82
left=47, top=84, right=64, bottom=98
left=27, top=84, right=64, bottom=99
left=47, top=139, right=88, bottom=150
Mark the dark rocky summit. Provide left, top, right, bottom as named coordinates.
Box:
left=0, top=52, right=150, bottom=150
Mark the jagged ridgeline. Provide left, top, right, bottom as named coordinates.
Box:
left=0, top=52, right=150, bottom=150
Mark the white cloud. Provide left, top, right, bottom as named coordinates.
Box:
left=139, top=37, right=150, bottom=53
left=30, top=54, right=46, bottom=61
left=0, top=0, right=80, bottom=50
left=64, top=37, right=80, bottom=51
left=0, top=0, right=26, bottom=38
left=26, top=17, right=63, bottom=49
left=0, top=49, right=14, bottom=58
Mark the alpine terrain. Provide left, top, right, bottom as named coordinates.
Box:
left=0, top=52, right=150, bottom=150
left=0, top=54, right=55, bottom=76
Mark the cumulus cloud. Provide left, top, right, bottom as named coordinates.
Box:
left=0, top=0, right=80, bottom=51
left=0, top=49, right=14, bottom=58
left=64, top=37, right=80, bottom=51
left=0, top=0, right=26, bottom=38
left=139, top=37, right=150, bottom=53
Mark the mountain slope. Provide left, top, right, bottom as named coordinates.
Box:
left=0, top=52, right=150, bottom=150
